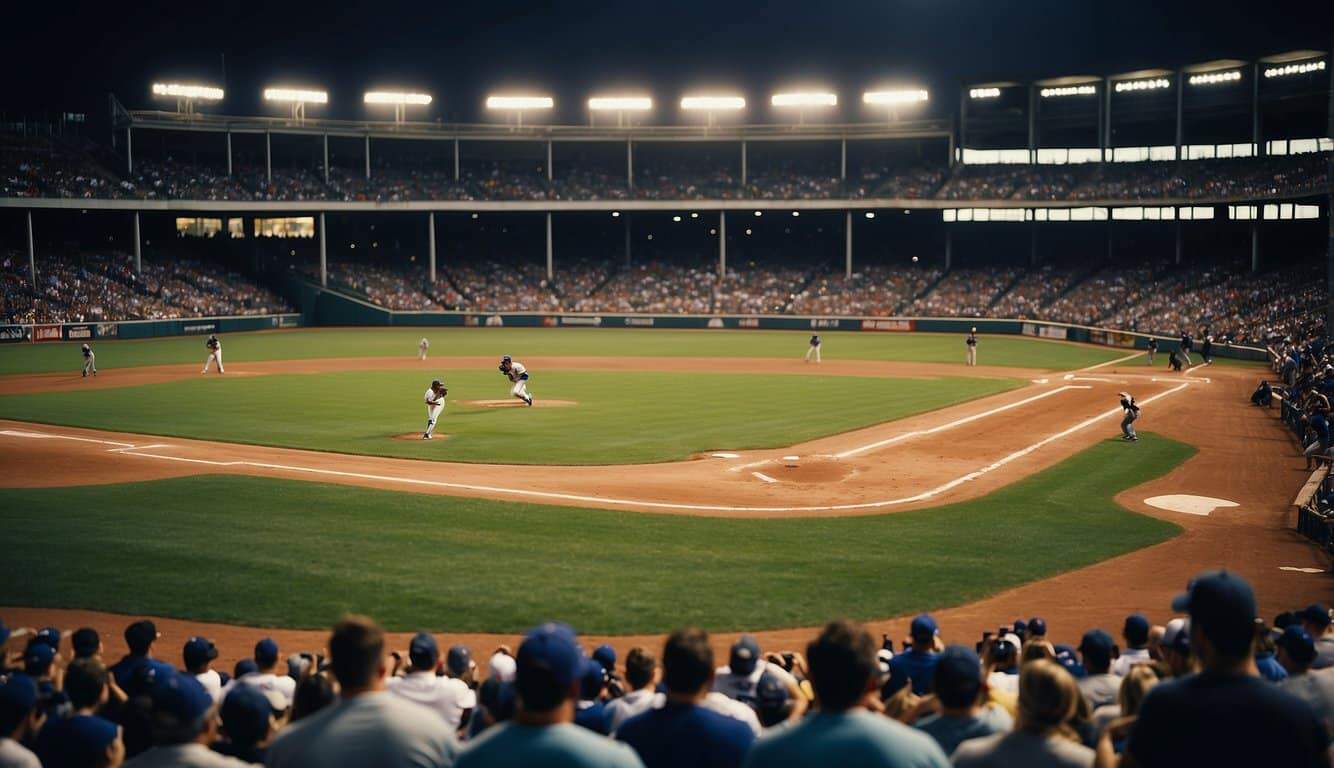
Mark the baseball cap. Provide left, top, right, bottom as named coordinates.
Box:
left=488, top=652, right=517, bottom=683
left=1028, top=617, right=1047, bottom=637
left=1162, top=618, right=1190, bottom=653
left=0, top=674, right=37, bottom=720
left=1171, top=570, right=1257, bottom=653
left=409, top=632, right=439, bottom=669
left=516, top=623, right=583, bottom=691
left=1277, top=626, right=1318, bottom=666
left=933, top=645, right=983, bottom=708
left=1124, top=613, right=1151, bottom=646
left=592, top=644, right=617, bottom=672
left=446, top=645, right=472, bottom=676
left=34, top=627, right=61, bottom=650
left=1012, top=620, right=1028, bottom=636
left=579, top=658, right=605, bottom=700
left=1053, top=644, right=1087, bottom=678
left=1078, top=629, right=1115, bottom=664
left=1300, top=603, right=1332, bottom=628
left=729, top=636, right=761, bottom=676
left=286, top=654, right=311, bottom=680
left=876, top=648, right=894, bottom=677
left=183, top=637, right=218, bottom=670
left=755, top=672, right=789, bottom=709
left=24, top=641, right=56, bottom=672
left=254, top=638, right=280, bottom=667
left=233, top=659, right=258, bottom=679
left=72, top=628, right=100, bottom=658
left=149, top=671, right=214, bottom=727
left=44, top=715, right=120, bottom=767
left=124, top=620, right=159, bottom=654
left=910, top=614, right=939, bottom=640
left=221, top=684, right=274, bottom=744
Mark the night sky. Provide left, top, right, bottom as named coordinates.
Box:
left=2, top=0, right=1330, bottom=123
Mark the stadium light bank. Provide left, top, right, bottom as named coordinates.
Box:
left=364, top=90, right=432, bottom=123
left=486, top=94, right=554, bottom=128
left=771, top=91, right=837, bottom=124
left=1114, top=78, right=1171, bottom=93
left=862, top=89, right=929, bottom=123
left=151, top=82, right=224, bottom=115
left=1040, top=85, right=1097, bottom=98
left=263, top=87, right=328, bottom=124
left=680, top=94, right=746, bottom=127
left=968, top=87, right=1002, bottom=99
left=587, top=95, right=653, bottom=127
left=1264, top=60, right=1326, bottom=78
left=1187, top=70, right=1241, bottom=86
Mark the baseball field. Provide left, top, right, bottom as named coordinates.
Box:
left=0, top=327, right=1321, bottom=657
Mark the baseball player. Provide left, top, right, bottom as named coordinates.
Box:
left=1146, top=337, right=1157, bottom=366
left=1178, top=331, right=1193, bottom=366
left=423, top=379, right=447, bottom=439
left=498, top=355, right=533, bottom=407
left=804, top=334, right=822, bottom=363
left=965, top=327, right=978, bottom=367
left=1201, top=335, right=1214, bottom=365
left=418, top=337, right=430, bottom=361
left=202, top=334, right=224, bottom=374
left=1119, top=392, right=1140, bottom=442
left=80, top=343, right=97, bottom=378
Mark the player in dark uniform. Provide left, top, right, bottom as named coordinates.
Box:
left=1201, top=335, right=1214, bottom=365
left=965, top=328, right=978, bottom=367
left=804, top=334, right=822, bottom=364
left=1146, top=337, right=1157, bottom=366
left=80, top=343, right=97, bottom=378
left=1179, top=332, right=1193, bottom=366
left=1119, top=392, right=1140, bottom=442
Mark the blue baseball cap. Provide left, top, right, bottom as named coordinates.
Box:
left=1053, top=644, right=1087, bottom=678
left=221, top=684, right=274, bottom=744
left=233, top=659, right=258, bottom=679
left=1123, top=613, right=1151, bottom=645
left=1028, top=617, right=1048, bottom=637
left=43, top=715, right=120, bottom=767
left=1078, top=629, right=1115, bottom=665
left=34, top=627, right=61, bottom=650
left=933, top=646, right=983, bottom=707
left=592, top=644, right=617, bottom=672
left=150, top=671, right=214, bottom=726
left=409, top=632, right=439, bottom=669
left=729, top=636, right=761, bottom=676
left=1277, top=625, right=1317, bottom=666
left=0, top=673, right=38, bottom=717
left=579, top=658, right=605, bottom=700
left=910, top=614, right=939, bottom=640
left=1300, top=603, right=1332, bottom=628
left=183, top=637, right=218, bottom=669
left=1171, top=570, right=1257, bottom=649
left=446, top=645, right=472, bottom=676
left=517, top=622, right=582, bottom=691
left=755, top=672, right=789, bottom=709
left=24, top=641, right=56, bottom=672
left=1012, top=620, right=1028, bottom=635
left=254, top=638, right=280, bottom=667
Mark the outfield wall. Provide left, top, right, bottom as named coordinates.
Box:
left=0, top=313, right=302, bottom=344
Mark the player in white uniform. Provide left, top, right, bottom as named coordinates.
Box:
left=498, top=355, right=533, bottom=406
left=80, top=343, right=97, bottom=377
left=418, top=337, right=430, bottom=360
left=804, top=334, right=822, bottom=363
left=423, top=379, right=447, bottom=439
left=965, top=327, right=978, bottom=367
left=202, top=334, right=225, bottom=374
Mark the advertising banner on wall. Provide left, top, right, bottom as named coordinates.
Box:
left=860, top=319, right=914, bottom=332
left=34, top=324, right=62, bottom=342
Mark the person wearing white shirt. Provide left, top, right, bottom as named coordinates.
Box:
left=237, top=638, right=296, bottom=712
left=712, top=635, right=806, bottom=721
left=1112, top=613, right=1153, bottom=677
left=606, top=648, right=659, bottom=735
left=423, top=380, right=447, bottom=440
left=388, top=633, right=477, bottom=729
left=498, top=356, right=533, bottom=407
left=184, top=637, right=224, bottom=704
left=418, top=337, right=430, bottom=360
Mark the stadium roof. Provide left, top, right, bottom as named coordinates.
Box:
left=1181, top=59, right=1248, bottom=74
left=1258, top=49, right=1327, bottom=63
left=1109, top=68, right=1174, bottom=81
left=1032, top=75, right=1101, bottom=87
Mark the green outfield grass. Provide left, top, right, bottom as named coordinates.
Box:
left=0, top=435, right=1189, bottom=634
left=0, top=370, right=1019, bottom=464
left=0, top=327, right=1129, bottom=375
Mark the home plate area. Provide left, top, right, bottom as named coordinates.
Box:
left=1143, top=494, right=1240, bottom=517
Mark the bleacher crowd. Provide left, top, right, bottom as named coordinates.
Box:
left=1, top=568, right=1329, bottom=767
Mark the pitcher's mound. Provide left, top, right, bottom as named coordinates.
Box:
left=391, top=433, right=450, bottom=442
left=461, top=399, right=577, bottom=408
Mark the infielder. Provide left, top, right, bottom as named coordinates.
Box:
left=1178, top=332, right=1193, bottom=366
left=804, top=334, right=822, bottom=363
left=80, top=343, right=97, bottom=378
left=965, top=327, right=978, bottom=367
left=418, top=337, right=430, bottom=360
left=1119, top=392, right=1140, bottom=442
left=1146, top=337, right=1157, bottom=366
left=202, top=334, right=224, bottom=374
left=423, top=379, right=447, bottom=439
left=498, top=355, right=533, bottom=406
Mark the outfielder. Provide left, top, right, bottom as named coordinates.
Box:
left=202, top=334, right=224, bottom=374
left=804, top=334, right=822, bottom=363
left=1146, top=337, right=1157, bottom=366
left=966, top=327, right=978, bottom=367
left=498, top=355, right=533, bottom=406
left=80, top=343, right=97, bottom=378
left=423, top=379, right=447, bottom=439
left=1119, top=392, right=1140, bottom=442
left=418, top=337, right=430, bottom=360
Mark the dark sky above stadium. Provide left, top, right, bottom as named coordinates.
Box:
left=3, top=0, right=1329, bottom=123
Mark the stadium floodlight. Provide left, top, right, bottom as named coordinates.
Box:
left=1040, top=85, right=1097, bottom=98
left=587, top=95, right=652, bottom=127
left=771, top=91, right=837, bottom=124
left=264, top=87, right=328, bottom=124
left=151, top=82, right=224, bottom=115
left=862, top=89, right=928, bottom=124
left=1264, top=60, right=1326, bottom=78
left=969, top=87, right=1001, bottom=99
left=865, top=211, right=876, bottom=219
left=1187, top=70, right=1241, bottom=86
left=364, top=91, right=432, bottom=123
left=680, top=94, right=745, bottom=127
left=1113, top=78, right=1170, bottom=93
left=486, top=94, right=554, bottom=127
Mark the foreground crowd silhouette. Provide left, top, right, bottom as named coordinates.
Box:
left=1, top=569, right=1330, bottom=767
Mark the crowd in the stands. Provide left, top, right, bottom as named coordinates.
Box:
left=1, top=569, right=1329, bottom=767
left=1, top=251, right=290, bottom=324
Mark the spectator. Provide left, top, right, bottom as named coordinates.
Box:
left=1254, top=623, right=1289, bottom=683
left=464, top=678, right=515, bottom=740
left=741, top=620, right=948, bottom=768
left=387, top=633, right=476, bottom=730
left=616, top=628, right=755, bottom=768
left=454, top=622, right=640, bottom=768
left=0, top=673, right=42, bottom=768
left=487, top=650, right=517, bottom=684
left=712, top=636, right=804, bottom=715
left=1111, top=615, right=1152, bottom=676
left=984, top=636, right=1021, bottom=696
left=237, top=638, right=295, bottom=713
left=1075, top=630, right=1121, bottom=710
left=953, top=659, right=1095, bottom=768
left=913, top=645, right=1012, bottom=756
left=72, top=629, right=102, bottom=661
left=182, top=639, right=223, bottom=704
left=265, top=615, right=458, bottom=768
left=1157, top=619, right=1192, bottom=677
left=1089, top=665, right=1159, bottom=748
left=289, top=674, right=336, bottom=724
left=887, top=615, right=942, bottom=697
left=1276, top=626, right=1334, bottom=734
left=1113, top=570, right=1330, bottom=767
left=108, top=622, right=174, bottom=695
left=35, top=712, right=124, bottom=768
left=592, top=645, right=626, bottom=700
left=573, top=660, right=609, bottom=735
left=753, top=674, right=792, bottom=729
left=605, top=647, right=657, bottom=734
left=1299, top=604, right=1334, bottom=669
left=1028, top=618, right=1049, bottom=644
left=213, top=684, right=276, bottom=764
left=123, top=672, right=250, bottom=767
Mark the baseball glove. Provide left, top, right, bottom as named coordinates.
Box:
left=498, top=364, right=507, bottom=373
